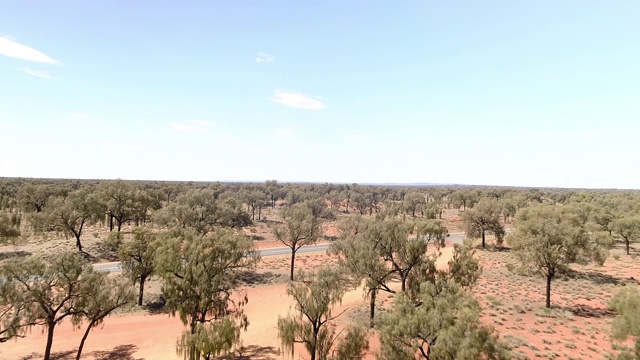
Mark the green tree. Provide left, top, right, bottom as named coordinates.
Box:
left=378, top=281, right=509, bottom=360
left=608, top=287, right=640, bottom=359
left=277, top=267, right=369, bottom=360
left=100, top=180, right=137, bottom=233
left=0, top=252, right=93, bottom=360
left=155, top=228, right=259, bottom=360
left=0, top=212, right=20, bottom=242
left=46, top=190, right=104, bottom=251
left=610, top=216, right=640, bottom=255
left=72, top=274, right=133, bottom=360
left=156, top=189, right=251, bottom=235
left=508, top=205, right=609, bottom=308
left=118, top=226, right=159, bottom=305
left=462, top=198, right=505, bottom=249
left=378, top=246, right=506, bottom=360
left=273, top=203, right=323, bottom=281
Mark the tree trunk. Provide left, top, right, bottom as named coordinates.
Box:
left=258, top=205, right=262, bottom=220
left=117, top=220, right=123, bottom=233
left=75, top=235, right=83, bottom=252
left=76, top=319, right=97, bottom=360
left=43, top=322, right=56, bottom=360
left=345, top=199, right=349, bottom=213
left=138, top=276, right=146, bottom=306
left=369, top=290, right=377, bottom=328
left=290, top=249, right=296, bottom=281
left=481, top=230, right=486, bottom=249
left=400, top=273, right=407, bottom=292
left=109, top=215, right=114, bottom=232
left=626, top=239, right=630, bottom=255
left=545, top=273, right=553, bottom=308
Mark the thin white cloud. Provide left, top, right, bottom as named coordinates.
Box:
left=256, top=52, right=275, bottom=63
left=275, top=128, right=294, bottom=139
left=0, top=37, right=60, bottom=64
left=346, top=134, right=369, bottom=141
left=18, top=67, right=54, bottom=79
left=271, top=90, right=325, bottom=110
left=70, top=113, right=89, bottom=121
left=170, top=120, right=214, bottom=133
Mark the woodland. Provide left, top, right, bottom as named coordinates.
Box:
left=1, top=177, right=639, bottom=360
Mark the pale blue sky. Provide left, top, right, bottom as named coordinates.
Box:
left=1, top=1, right=639, bottom=188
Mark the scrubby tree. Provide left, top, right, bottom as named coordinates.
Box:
left=100, top=180, right=137, bottom=233
left=273, top=203, right=323, bottom=281
left=72, top=274, right=133, bottom=360
left=155, top=189, right=251, bottom=234
left=118, top=226, right=159, bottom=305
left=403, top=192, right=426, bottom=218
left=509, top=205, right=609, bottom=308
left=378, top=246, right=507, bottom=360
left=331, top=217, right=396, bottom=328
left=462, top=199, right=505, bottom=249
left=155, top=228, right=259, bottom=360
left=278, top=267, right=369, bottom=360
left=610, top=216, right=640, bottom=255
left=608, top=287, right=640, bottom=359
left=0, top=212, right=20, bottom=242
left=0, top=252, right=94, bottom=360
left=45, top=190, right=104, bottom=251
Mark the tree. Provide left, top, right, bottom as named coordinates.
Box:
left=375, top=218, right=432, bottom=292
left=46, top=190, right=104, bottom=252
left=508, top=205, right=609, bottom=308
left=0, top=274, right=33, bottom=343
left=273, top=203, right=323, bottom=281
left=403, top=192, right=426, bottom=218
left=156, top=228, right=259, bottom=360
left=378, top=279, right=509, bottom=360
left=155, top=189, right=251, bottom=235
left=331, top=217, right=396, bottom=328
left=118, top=226, right=159, bottom=305
left=72, top=274, right=133, bottom=360
left=100, top=180, right=137, bottom=233
left=277, top=267, right=369, bottom=360
left=0, top=252, right=93, bottom=360
left=462, top=199, right=505, bottom=249
left=608, top=287, right=640, bottom=359
left=0, top=212, right=20, bottom=242
left=610, top=216, right=640, bottom=255
left=378, top=244, right=507, bottom=360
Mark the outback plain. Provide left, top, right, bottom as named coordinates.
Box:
left=1, top=179, right=639, bottom=360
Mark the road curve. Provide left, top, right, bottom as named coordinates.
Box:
left=92, top=232, right=468, bottom=274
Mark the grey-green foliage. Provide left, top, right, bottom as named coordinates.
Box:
left=609, top=287, right=640, bottom=359
left=278, top=267, right=369, bottom=360
left=509, top=205, right=609, bottom=308
left=45, top=190, right=104, bottom=251
left=0, top=252, right=94, bottom=360
left=155, top=228, right=259, bottom=360
left=72, top=273, right=133, bottom=360
left=0, top=212, right=20, bottom=242
left=378, top=236, right=505, bottom=360
left=610, top=216, right=640, bottom=255
left=273, top=203, right=323, bottom=281
left=118, top=226, right=158, bottom=306
left=155, top=189, right=251, bottom=235
left=462, top=198, right=505, bottom=249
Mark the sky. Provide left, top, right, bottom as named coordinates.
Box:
left=1, top=1, right=639, bottom=189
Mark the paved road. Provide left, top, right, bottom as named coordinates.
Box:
left=93, top=232, right=469, bottom=274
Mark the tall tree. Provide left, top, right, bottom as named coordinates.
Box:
left=100, top=180, right=137, bottom=233
left=509, top=205, right=609, bottom=308
left=0, top=252, right=93, bottom=360
left=378, top=279, right=509, bottom=360
left=378, top=244, right=507, bottom=360
left=156, top=228, right=259, bottom=360
left=45, top=190, right=104, bottom=251
left=273, top=203, right=323, bottom=281
left=118, top=226, right=159, bottom=305
left=72, top=274, right=133, bottom=360
left=278, top=267, right=369, bottom=360
left=462, top=198, right=505, bottom=249
left=610, top=216, right=640, bottom=255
